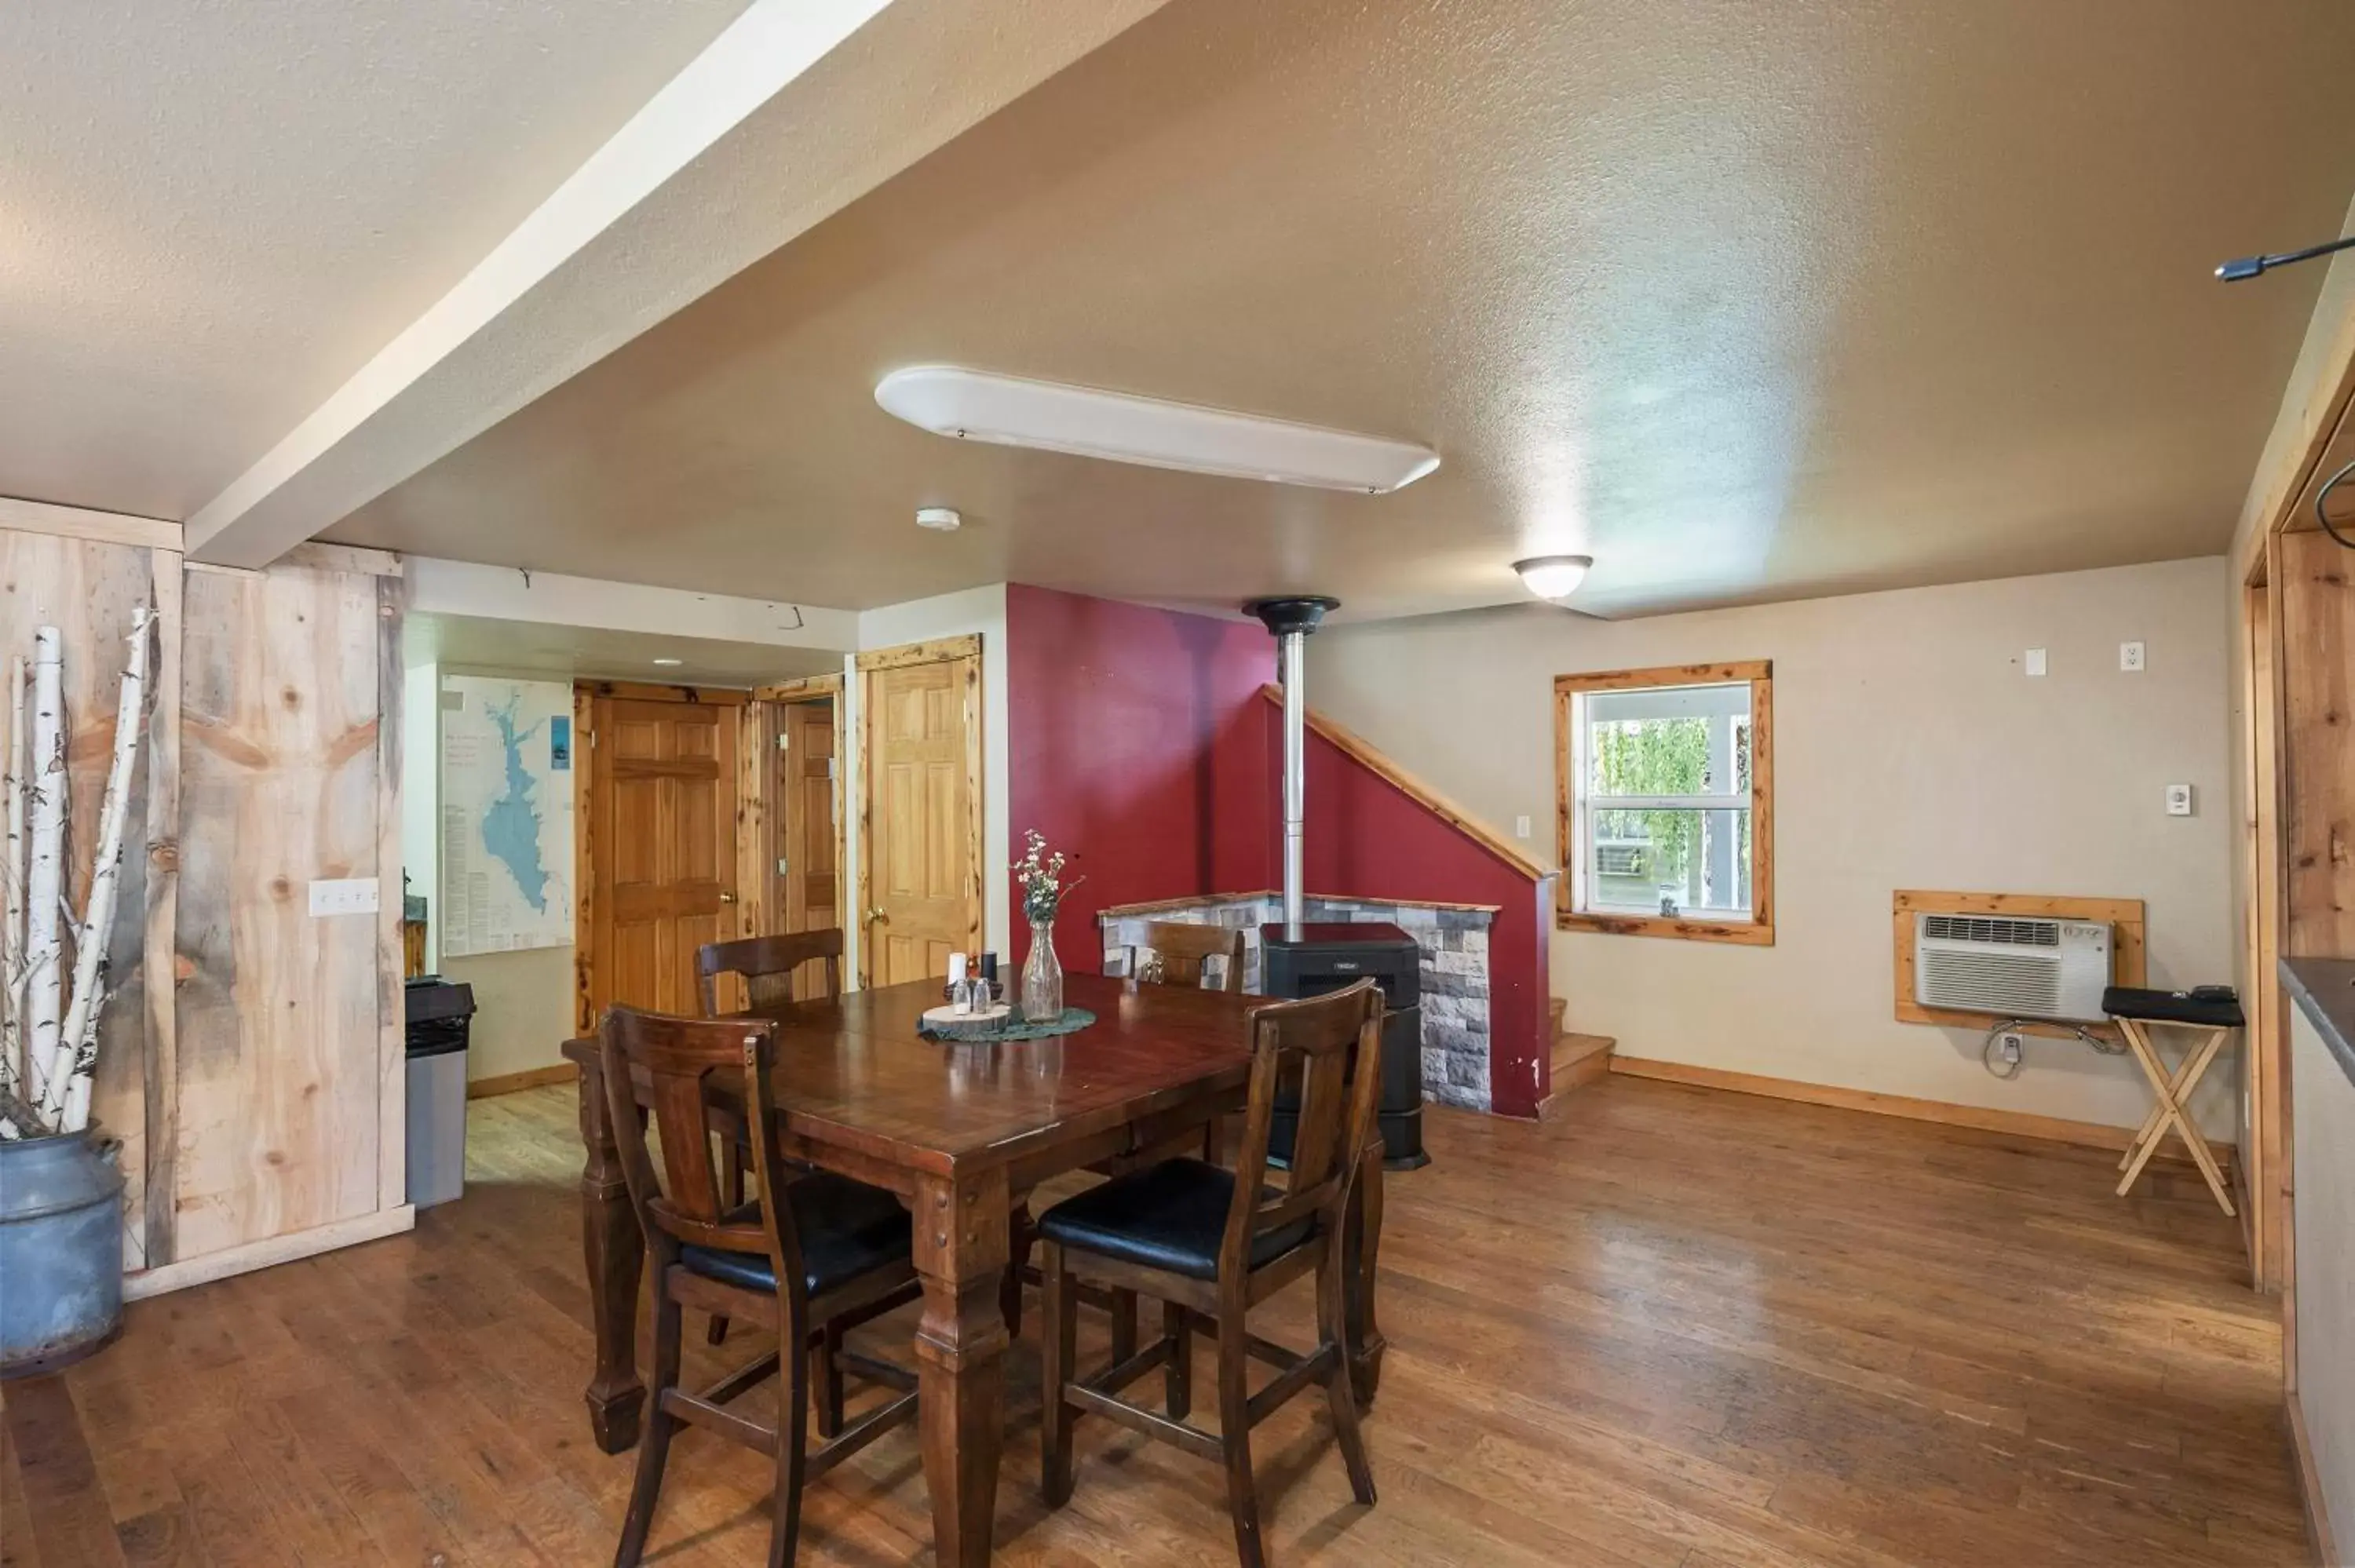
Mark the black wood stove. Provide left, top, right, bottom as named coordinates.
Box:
left=1243, top=596, right=1431, bottom=1172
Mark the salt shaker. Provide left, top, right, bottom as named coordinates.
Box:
left=947, top=952, right=973, bottom=1016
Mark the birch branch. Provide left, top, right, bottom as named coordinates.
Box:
left=2, top=653, right=24, bottom=1106
left=60, top=604, right=152, bottom=1135
left=24, top=627, right=65, bottom=1130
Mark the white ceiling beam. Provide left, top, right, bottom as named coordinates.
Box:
left=407, top=556, right=856, bottom=651
left=184, top=0, right=1174, bottom=568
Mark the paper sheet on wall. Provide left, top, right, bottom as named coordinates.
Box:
left=439, top=676, right=575, bottom=955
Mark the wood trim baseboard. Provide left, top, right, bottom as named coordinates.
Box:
left=1550, top=660, right=1771, bottom=694
left=1607, top=1056, right=2236, bottom=1163
left=468, top=1062, right=581, bottom=1099
left=124, top=1205, right=416, bottom=1301
left=577, top=679, right=748, bottom=706
left=753, top=673, right=845, bottom=702
left=1, top=496, right=183, bottom=552
left=2287, top=1391, right=2342, bottom=1568
left=855, top=634, right=981, bottom=672
left=1556, top=910, right=1774, bottom=945
left=1257, top=685, right=1550, bottom=882
left=280, top=541, right=404, bottom=578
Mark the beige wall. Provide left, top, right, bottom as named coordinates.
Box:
left=443, top=945, right=577, bottom=1085
left=2291, top=1004, right=2355, bottom=1548
left=1309, top=557, right=2236, bottom=1136
left=401, top=659, right=582, bottom=1085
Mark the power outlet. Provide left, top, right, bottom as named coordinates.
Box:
left=308, top=878, right=380, bottom=917
left=2166, top=783, right=2194, bottom=817
left=1996, top=1031, right=2025, bottom=1069
left=2120, top=640, right=2145, bottom=673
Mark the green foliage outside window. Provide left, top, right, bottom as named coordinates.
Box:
left=1590, top=717, right=1712, bottom=885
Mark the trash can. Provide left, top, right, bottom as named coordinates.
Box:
left=404, top=977, right=476, bottom=1209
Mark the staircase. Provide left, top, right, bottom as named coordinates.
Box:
left=1539, top=996, right=1616, bottom=1118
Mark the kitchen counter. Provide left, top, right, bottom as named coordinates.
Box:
left=2283, top=956, right=2355, bottom=1091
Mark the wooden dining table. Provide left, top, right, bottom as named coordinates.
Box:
left=562, top=971, right=1388, bottom=1567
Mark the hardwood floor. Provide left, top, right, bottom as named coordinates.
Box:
left=2, top=1075, right=2310, bottom=1567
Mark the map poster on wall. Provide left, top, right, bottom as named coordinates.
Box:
left=440, top=676, right=575, bottom=956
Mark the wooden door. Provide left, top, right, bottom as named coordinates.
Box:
left=579, top=687, right=741, bottom=1027
left=857, top=640, right=982, bottom=986
left=780, top=695, right=841, bottom=998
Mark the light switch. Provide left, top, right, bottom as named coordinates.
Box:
left=308, top=878, right=380, bottom=917
left=2120, top=640, right=2145, bottom=673
left=2024, top=648, right=2046, bottom=677
left=2165, top=783, right=2194, bottom=817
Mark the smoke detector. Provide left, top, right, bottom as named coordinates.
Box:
left=915, top=506, right=962, bottom=532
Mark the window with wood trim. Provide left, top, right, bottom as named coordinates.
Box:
left=1554, top=662, right=1773, bottom=945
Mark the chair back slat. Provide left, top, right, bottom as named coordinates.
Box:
left=698, top=929, right=845, bottom=1016
left=1219, top=979, right=1385, bottom=1280
left=1130, top=921, right=1247, bottom=993
left=599, top=1005, right=807, bottom=1298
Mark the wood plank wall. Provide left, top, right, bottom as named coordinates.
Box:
left=0, top=531, right=177, bottom=1266
left=2280, top=528, right=2353, bottom=960
left=0, top=525, right=405, bottom=1283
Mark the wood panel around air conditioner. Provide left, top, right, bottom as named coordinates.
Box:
left=1890, top=890, right=2145, bottom=1044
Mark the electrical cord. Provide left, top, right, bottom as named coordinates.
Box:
left=2316, top=454, right=2355, bottom=552
left=1979, top=1016, right=2123, bottom=1080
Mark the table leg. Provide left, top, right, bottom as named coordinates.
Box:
left=914, top=1167, right=1011, bottom=1568
left=1345, top=1140, right=1386, bottom=1407
left=577, top=1052, right=646, bottom=1453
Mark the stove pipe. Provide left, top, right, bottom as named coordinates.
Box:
left=1243, top=596, right=1340, bottom=942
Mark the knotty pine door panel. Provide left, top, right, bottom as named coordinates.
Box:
left=584, top=694, right=739, bottom=1023
left=860, top=652, right=980, bottom=987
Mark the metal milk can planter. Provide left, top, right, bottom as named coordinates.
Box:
left=0, top=1125, right=125, bottom=1378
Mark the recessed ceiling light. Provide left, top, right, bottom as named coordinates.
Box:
left=1513, top=556, right=1593, bottom=600
left=652, top=657, right=684, bottom=667
left=875, top=366, right=1440, bottom=494
left=915, top=506, right=962, bottom=531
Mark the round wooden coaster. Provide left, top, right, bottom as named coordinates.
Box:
left=919, top=1002, right=1013, bottom=1038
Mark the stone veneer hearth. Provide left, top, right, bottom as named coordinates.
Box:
left=1097, top=892, right=1498, bottom=1111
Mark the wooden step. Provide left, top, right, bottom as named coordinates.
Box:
left=1554, top=1032, right=1616, bottom=1089
left=1537, top=999, right=1615, bottom=1118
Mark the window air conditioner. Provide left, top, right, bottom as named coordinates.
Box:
left=1912, top=913, right=2111, bottom=1024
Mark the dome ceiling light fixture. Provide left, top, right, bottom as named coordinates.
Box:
left=1513, top=555, right=1594, bottom=600
left=874, top=366, right=1440, bottom=494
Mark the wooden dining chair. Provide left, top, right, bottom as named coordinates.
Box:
left=695, top=930, right=846, bottom=1347
left=1006, top=922, right=1245, bottom=1340
left=600, top=1005, right=920, bottom=1568
left=698, top=928, right=845, bottom=1014
left=1036, top=979, right=1384, bottom=1568
left=1128, top=920, right=1247, bottom=993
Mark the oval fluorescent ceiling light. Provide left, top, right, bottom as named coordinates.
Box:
left=875, top=366, right=1439, bottom=494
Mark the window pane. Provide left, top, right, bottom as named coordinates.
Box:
left=1585, top=684, right=1749, bottom=800
left=1586, top=807, right=1751, bottom=917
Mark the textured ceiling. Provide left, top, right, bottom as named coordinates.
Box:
left=330, top=0, right=2355, bottom=620
left=0, top=0, right=750, bottom=520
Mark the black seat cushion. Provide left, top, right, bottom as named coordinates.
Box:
left=2103, top=985, right=2245, bottom=1030
left=1035, top=1158, right=1316, bottom=1282
left=679, top=1172, right=911, bottom=1299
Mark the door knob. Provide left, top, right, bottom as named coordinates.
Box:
left=865, top=906, right=889, bottom=924
left=719, top=892, right=738, bottom=904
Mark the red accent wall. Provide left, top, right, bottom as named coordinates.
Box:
left=1002, top=583, right=1551, bottom=1118
left=1005, top=584, right=1272, bottom=975
left=1276, top=698, right=1555, bottom=1119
